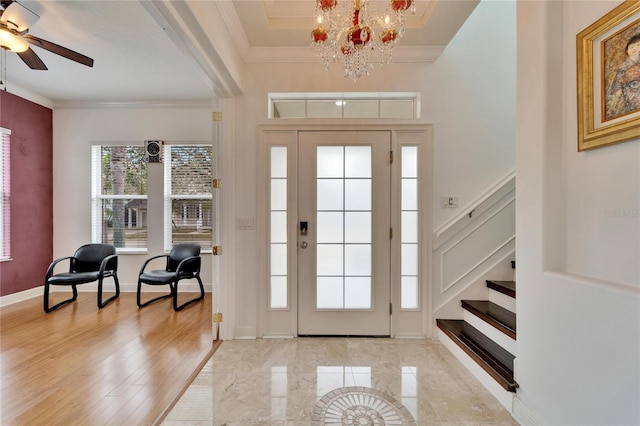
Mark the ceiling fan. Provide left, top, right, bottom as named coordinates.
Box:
left=0, top=0, right=93, bottom=70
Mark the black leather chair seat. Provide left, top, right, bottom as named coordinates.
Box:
left=48, top=271, right=101, bottom=285
left=139, top=270, right=176, bottom=284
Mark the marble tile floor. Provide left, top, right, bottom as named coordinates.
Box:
left=162, top=338, right=518, bottom=425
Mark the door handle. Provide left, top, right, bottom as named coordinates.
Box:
left=299, top=241, right=308, bottom=249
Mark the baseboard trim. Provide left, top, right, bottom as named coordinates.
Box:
left=0, top=283, right=212, bottom=308
left=233, top=326, right=257, bottom=339
left=0, top=287, right=42, bottom=308
left=392, top=333, right=427, bottom=339
left=512, top=396, right=545, bottom=425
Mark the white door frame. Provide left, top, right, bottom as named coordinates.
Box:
left=257, top=124, right=433, bottom=339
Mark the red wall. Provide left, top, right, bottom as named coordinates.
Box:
left=0, top=91, right=53, bottom=297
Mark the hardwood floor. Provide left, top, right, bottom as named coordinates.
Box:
left=0, top=292, right=214, bottom=425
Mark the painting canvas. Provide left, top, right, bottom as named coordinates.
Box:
left=602, top=19, right=640, bottom=122
left=577, top=1, right=640, bottom=151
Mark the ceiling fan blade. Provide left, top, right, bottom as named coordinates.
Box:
left=1, top=1, right=39, bottom=31
left=16, top=46, right=47, bottom=70
left=25, top=34, right=93, bottom=67
left=0, top=1, right=14, bottom=11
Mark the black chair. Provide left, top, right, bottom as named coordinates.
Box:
left=137, top=243, right=205, bottom=311
left=44, top=243, right=120, bottom=313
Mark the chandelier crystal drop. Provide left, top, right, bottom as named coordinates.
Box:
left=311, top=0, right=415, bottom=80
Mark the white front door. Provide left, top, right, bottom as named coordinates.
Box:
left=297, top=131, right=391, bottom=335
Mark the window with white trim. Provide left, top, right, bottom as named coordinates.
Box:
left=0, top=128, right=10, bottom=260
left=269, top=92, right=420, bottom=119
left=163, top=144, right=212, bottom=250
left=91, top=145, right=148, bottom=251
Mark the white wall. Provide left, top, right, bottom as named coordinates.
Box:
left=228, top=0, right=516, bottom=338
left=53, top=106, right=214, bottom=288
left=429, top=0, right=516, bottom=229
left=516, top=1, right=639, bottom=424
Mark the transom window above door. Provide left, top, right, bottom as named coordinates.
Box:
left=269, top=93, right=420, bottom=119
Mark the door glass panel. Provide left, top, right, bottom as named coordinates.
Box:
left=271, top=243, right=288, bottom=275
left=317, top=179, right=344, bottom=210
left=401, top=211, right=417, bottom=243
left=401, top=146, right=418, bottom=177
left=271, top=211, right=288, bottom=243
left=344, top=180, right=371, bottom=210
left=317, top=147, right=344, bottom=177
left=317, top=277, right=344, bottom=308
left=344, top=277, right=371, bottom=308
left=401, top=277, right=418, bottom=309
left=317, top=212, right=344, bottom=243
left=317, top=244, right=344, bottom=275
left=270, top=276, right=287, bottom=308
left=271, top=146, right=288, bottom=177
left=401, top=179, right=417, bottom=211
left=401, top=146, right=419, bottom=309
left=345, top=146, right=371, bottom=177
left=270, top=146, right=288, bottom=310
left=271, top=179, right=287, bottom=210
left=344, top=244, right=371, bottom=275
left=401, top=243, right=418, bottom=275
left=345, top=212, right=371, bottom=243
left=316, top=145, right=372, bottom=310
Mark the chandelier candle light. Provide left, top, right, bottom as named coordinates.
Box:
left=311, top=0, right=415, bottom=80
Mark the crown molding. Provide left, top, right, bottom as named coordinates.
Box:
left=52, top=99, right=214, bottom=110
left=4, top=83, right=54, bottom=109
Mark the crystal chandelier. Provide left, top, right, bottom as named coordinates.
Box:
left=311, top=0, right=415, bottom=80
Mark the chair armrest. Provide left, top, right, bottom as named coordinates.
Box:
left=138, top=254, right=169, bottom=275
left=45, top=256, right=74, bottom=279
left=175, top=255, right=201, bottom=275
left=99, top=254, right=118, bottom=276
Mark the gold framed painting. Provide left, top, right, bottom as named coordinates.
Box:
left=577, top=0, right=640, bottom=151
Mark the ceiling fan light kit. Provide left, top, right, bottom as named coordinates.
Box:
left=0, top=27, right=27, bottom=51
left=311, top=0, right=415, bottom=80
left=0, top=0, right=94, bottom=70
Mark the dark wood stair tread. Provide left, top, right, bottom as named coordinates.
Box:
left=486, top=280, right=516, bottom=298
left=437, top=319, right=519, bottom=392
left=461, top=300, right=516, bottom=340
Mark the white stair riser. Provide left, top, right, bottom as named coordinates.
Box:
left=438, top=329, right=514, bottom=412
left=464, top=310, right=517, bottom=356
left=489, top=289, right=516, bottom=313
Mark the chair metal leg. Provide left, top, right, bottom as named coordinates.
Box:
left=137, top=279, right=172, bottom=308
left=97, top=274, right=120, bottom=309
left=44, top=282, right=78, bottom=313
left=173, top=276, right=205, bottom=311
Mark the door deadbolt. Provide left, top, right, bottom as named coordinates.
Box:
left=299, top=241, right=308, bottom=249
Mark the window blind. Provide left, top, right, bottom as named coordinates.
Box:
left=164, top=145, right=213, bottom=250
left=0, top=128, right=10, bottom=260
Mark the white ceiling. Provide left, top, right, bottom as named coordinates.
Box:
left=1, top=0, right=478, bottom=105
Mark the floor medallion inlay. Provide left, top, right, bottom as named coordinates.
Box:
left=312, top=386, right=416, bottom=425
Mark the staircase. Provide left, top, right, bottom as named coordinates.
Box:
left=437, top=279, right=517, bottom=411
